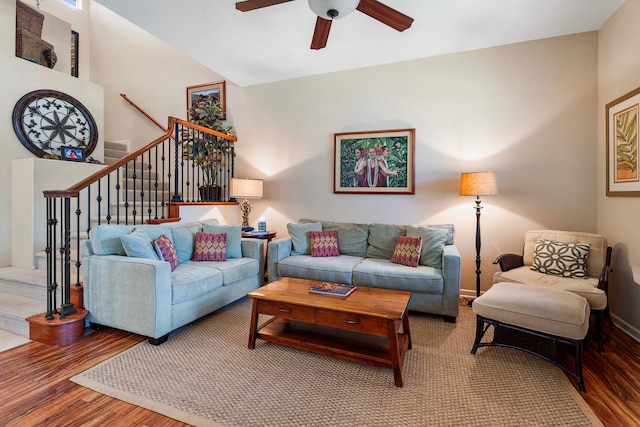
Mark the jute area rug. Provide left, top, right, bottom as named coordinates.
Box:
left=72, top=298, right=601, bottom=427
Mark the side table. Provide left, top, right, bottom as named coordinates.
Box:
left=241, top=231, right=276, bottom=282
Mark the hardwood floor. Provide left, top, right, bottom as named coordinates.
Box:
left=0, top=316, right=639, bottom=426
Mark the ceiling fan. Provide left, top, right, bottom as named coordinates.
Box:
left=235, top=0, right=414, bottom=50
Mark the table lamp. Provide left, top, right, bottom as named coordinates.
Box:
left=230, top=178, right=263, bottom=231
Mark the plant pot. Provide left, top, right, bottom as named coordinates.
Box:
left=198, top=185, right=221, bottom=202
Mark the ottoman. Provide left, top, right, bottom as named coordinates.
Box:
left=471, top=282, right=590, bottom=391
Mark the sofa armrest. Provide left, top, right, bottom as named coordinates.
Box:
left=493, top=254, right=524, bottom=272
left=442, top=245, right=461, bottom=309
left=82, top=255, right=173, bottom=339
left=267, top=237, right=293, bottom=282
left=241, top=238, right=265, bottom=278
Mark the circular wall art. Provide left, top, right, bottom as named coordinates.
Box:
left=12, top=89, right=98, bottom=159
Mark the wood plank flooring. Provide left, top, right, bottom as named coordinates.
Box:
left=0, top=311, right=638, bottom=426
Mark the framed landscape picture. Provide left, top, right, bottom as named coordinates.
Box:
left=334, top=129, right=415, bottom=194
left=606, top=86, right=640, bottom=197
left=186, top=81, right=226, bottom=120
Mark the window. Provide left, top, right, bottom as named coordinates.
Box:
left=61, top=0, right=81, bottom=9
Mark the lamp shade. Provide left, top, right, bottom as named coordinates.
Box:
left=230, top=178, right=263, bottom=199
left=308, top=0, right=360, bottom=20
left=459, top=171, right=498, bottom=196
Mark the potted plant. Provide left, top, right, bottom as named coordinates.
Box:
left=183, top=100, right=235, bottom=201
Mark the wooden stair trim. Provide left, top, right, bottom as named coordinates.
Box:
left=26, top=309, right=89, bottom=346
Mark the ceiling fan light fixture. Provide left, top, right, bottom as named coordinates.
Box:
left=308, top=0, right=360, bottom=20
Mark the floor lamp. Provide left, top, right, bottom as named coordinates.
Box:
left=459, top=171, right=499, bottom=303
left=230, top=178, right=263, bottom=231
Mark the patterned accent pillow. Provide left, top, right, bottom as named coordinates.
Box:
left=193, top=232, right=227, bottom=262
left=309, top=230, right=340, bottom=257
left=531, top=238, right=590, bottom=278
left=154, top=234, right=178, bottom=271
left=391, top=236, right=423, bottom=268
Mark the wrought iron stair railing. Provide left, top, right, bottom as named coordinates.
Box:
left=41, top=116, right=236, bottom=320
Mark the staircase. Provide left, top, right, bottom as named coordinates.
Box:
left=0, top=141, right=130, bottom=342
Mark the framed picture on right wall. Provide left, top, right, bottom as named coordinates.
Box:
left=606, top=86, right=640, bottom=196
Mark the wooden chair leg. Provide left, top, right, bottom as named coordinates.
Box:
left=592, top=310, right=605, bottom=354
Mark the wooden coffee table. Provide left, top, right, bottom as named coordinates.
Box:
left=247, top=277, right=412, bottom=387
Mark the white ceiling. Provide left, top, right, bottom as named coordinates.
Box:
left=94, top=0, right=624, bottom=87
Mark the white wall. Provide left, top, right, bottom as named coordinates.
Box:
left=598, top=0, right=640, bottom=338
left=0, top=0, right=104, bottom=267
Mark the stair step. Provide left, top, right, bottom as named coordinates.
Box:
left=104, top=148, right=128, bottom=159
left=104, top=140, right=129, bottom=152
left=0, top=293, right=44, bottom=338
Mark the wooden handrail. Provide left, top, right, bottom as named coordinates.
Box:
left=120, top=93, right=168, bottom=132
left=43, top=116, right=237, bottom=198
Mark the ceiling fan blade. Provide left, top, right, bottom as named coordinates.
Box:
left=311, top=17, right=332, bottom=50
left=235, top=0, right=294, bottom=12
left=356, top=0, right=414, bottom=32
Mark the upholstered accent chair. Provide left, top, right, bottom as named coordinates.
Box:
left=493, top=230, right=613, bottom=353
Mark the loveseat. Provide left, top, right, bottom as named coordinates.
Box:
left=81, top=219, right=264, bottom=344
left=267, top=219, right=461, bottom=321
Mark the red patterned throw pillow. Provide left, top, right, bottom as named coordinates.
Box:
left=193, top=232, right=227, bottom=262
left=309, top=230, right=340, bottom=257
left=391, top=236, right=423, bottom=268
left=154, top=234, right=178, bottom=271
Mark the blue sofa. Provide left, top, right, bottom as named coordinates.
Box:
left=267, top=219, right=461, bottom=321
left=81, top=219, right=264, bottom=344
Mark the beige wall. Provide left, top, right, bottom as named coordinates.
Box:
left=87, top=3, right=599, bottom=299
left=598, top=0, right=640, bottom=338
left=0, top=0, right=104, bottom=267
left=229, top=34, right=599, bottom=298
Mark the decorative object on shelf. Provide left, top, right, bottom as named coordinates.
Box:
left=459, top=171, right=499, bottom=303
left=258, top=217, right=267, bottom=232
left=15, top=1, right=57, bottom=69
left=187, top=81, right=227, bottom=121
left=12, top=89, right=98, bottom=159
left=60, top=145, right=84, bottom=162
left=236, top=0, right=413, bottom=50
left=231, top=178, right=263, bottom=231
left=182, top=89, right=234, bottom=201
left=606, top=85, right=640, bottom=197
left=334, top=128, right=415, bottom=194
left=71, top=30, right=79, bottom=77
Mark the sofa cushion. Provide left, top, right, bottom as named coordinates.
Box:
left=120, top=228, right=160, bottom=260
left=203, top=224, right=243, bottom=258
left=90, top=225, right=135, bottom=256
left=353, top=258, right=444, bottom=294
left=391, top=236, right=423, bottom=267
left=196, top=257, right=259, bottom=284
left=523, top=230, right=605, bottom=278
left=417, top=224, right=455, bottom=246
left=287, top=222, right=323, bottom=255
left=531, top=238, right=590, bottom=279
left=193, top=232, right=226, bottom=262
left=309, top=230, right=340, bottom=257
left=170, top=222, right=202, bottom=264
left=171, top=262, right=224, bottom=304
left=407, top=226, right=449, bottom=268
left=366, top=223, right=407, bottom=259
left=299, top=219, right=369, bottom=257
left=154, top=234, right=178, bottom=271
left=493, top=267, right=607, bottom=310
left=277, top=255, right=363, bottom=284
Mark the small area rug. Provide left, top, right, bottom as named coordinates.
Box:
left=72, top=298, right=601, bottom=427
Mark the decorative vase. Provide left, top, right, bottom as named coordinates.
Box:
left=198, top=185, right=221, bottom=202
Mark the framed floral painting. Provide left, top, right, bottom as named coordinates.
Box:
left=606, top=86, right=640, bottom=196
left=333, top=129, right=415, bottom=194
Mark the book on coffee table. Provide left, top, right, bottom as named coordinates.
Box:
left=308, top=282, right=356, bottom=298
